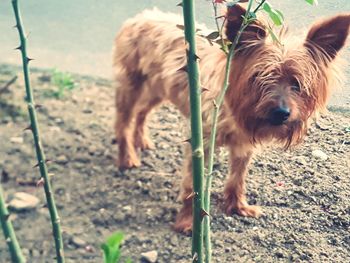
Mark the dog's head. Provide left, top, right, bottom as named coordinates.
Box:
left=225, top=5, right=350, bottom=148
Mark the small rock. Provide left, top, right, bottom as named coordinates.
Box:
left=311, top=150, right=328, bottom=161
left=70, top=236, right=87, bottom=248
left=275, top=251, right=285, bottom=258
left=55, top=118, right=64, bottom=125
left=8, top=192, right=40, bottom=212
left=136, top=181, right=143, bottom=188
left=122, top=205, right=132, bottom=212
left=294, top=156, right=307, bottom=166
left=83, top=108, right=93, bottom=114
left=85, top=245, right=94, bottom=253
left=56, top=155, right=68, bottom=164
left=114, top=211, right=126, bottom=221
left=10, top=137, right=23, bottom=144
left=141, top=250, right=158, bottom=263
left=170, top=235, right=178, bottom=246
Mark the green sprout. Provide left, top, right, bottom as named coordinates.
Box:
left=101, top=232, right=132, bottom=263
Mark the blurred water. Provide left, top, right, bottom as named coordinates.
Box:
left=0, top=0, right=349, bottom=105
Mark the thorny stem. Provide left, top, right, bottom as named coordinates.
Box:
left=212, top=2, right=227, bottom=52
left=253, top=0, right=267, bottom=13
left=182, top=0, right=205, bottom=262
left=11, top=1, right=65, bottom=262
left=0, top=184, right=26, bottom=263
left=204, top=1, right=257, bottom=262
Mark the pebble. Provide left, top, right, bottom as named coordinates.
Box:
left=170, top=235, right=178, bottom=246
left=311, top=150, right=328, bottom=161
left=55, top=118, right=64, bottom=125
left=10, top=137, right=23, bottom=144
left=8, top=192, right=40, bottom=212
left=294, top=156, right=307, bottom=166
left=122, top=205, right=132, bottom=212
left=141, top=250, right=158, bottom=263
left=70, top=236, right=87, bottom=248
left=56, top=155, right=68, bottom=164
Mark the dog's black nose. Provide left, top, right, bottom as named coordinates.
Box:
left=269, top=107, right=290, bottom=125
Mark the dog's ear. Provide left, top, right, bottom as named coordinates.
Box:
left=225, top=4, right=267, bottom=47
left=305, top=14, right=350, bottom=60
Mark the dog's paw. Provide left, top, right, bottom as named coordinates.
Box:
left=117, top=156, right=141, bottom=169
left=135, top=136, right=155, bottom=150
left=173, top=216, right=192, bottom=235
left=224, top=202, right=262, bottom=218
left=173, top=204, right=193, bottom=235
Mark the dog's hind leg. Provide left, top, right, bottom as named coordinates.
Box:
left=133, top=96, right=162, bottom=150
left=115, top=70, right=146, bottom=168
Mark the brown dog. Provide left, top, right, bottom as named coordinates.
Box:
left=113, top=5, right=350, bottom=233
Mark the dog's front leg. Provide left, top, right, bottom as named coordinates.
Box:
left=223, top=148, right=262, bottom=217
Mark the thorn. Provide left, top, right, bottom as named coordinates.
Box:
left=176, top=2, right=182, bottom=7
left=33, top=159, right=50, bottom=168
left=186, top=192, right=196, bottom=200
left=176, top=24, right=185, bottom=30
left=26, top=57, right=34, bottom=64
left=14, top=45, right=22, bottom=51
left=201, top=87, right=210, bottom=93
left=200, top=208, right=210, bottom=218
left=212, top=99, right=218, bottom=108
left=176, top=65, right=188, bottom=73
left=13, top=24, right=18, bottom=29
left=23, top=125, right=32, bottom=132
left=36, top=177, right=44, bottom=187
left=215, top=15, right=225, bottom=20
left=4, top=214, right=10, bottom=221
left=182, top=138, right=191, bottom=144
left=194, top=54, right=200, bottom=61
left=35, top=104, right=43, bottom=109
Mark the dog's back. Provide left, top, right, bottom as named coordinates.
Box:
left=113, top=9, right=225, bottom=117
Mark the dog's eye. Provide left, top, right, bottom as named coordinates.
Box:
left=291, top=85, right=301, bottom=92
left=290, top=79, right=301, bottom=93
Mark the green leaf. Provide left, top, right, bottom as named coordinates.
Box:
left=275, top=9, right=284, bottom=20
left=101, top=232, right=125, bottom=263
left=263, top=2, right=284, bottom=26
left=101, top=244, right=111, bottom=263
left=106, top=232, right=124, bottom=249
left=206, top=31, right=220, bottom=40
left=304, top=0, right=318, bottom=6
left=266, top=26, right=282, bottom=46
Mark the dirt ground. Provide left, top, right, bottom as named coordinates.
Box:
left=0, top=63, right=349, bottom=262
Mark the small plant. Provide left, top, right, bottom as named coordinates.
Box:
left=49, top=69, right=75, bottom=99
left=101, top=232, right=132, bottom=263
left=11, top=0, right=65, bottom=262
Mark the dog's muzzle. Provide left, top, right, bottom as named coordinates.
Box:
left=269, top=106, right=290, bottom=126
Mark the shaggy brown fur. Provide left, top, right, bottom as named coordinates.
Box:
left=113, top=5, right=350, bottom=233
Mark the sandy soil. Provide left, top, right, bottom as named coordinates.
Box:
left=0, top=64, right=349, bottom=262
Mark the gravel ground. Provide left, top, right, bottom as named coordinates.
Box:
left=0, top=64, right=349, bottom=262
